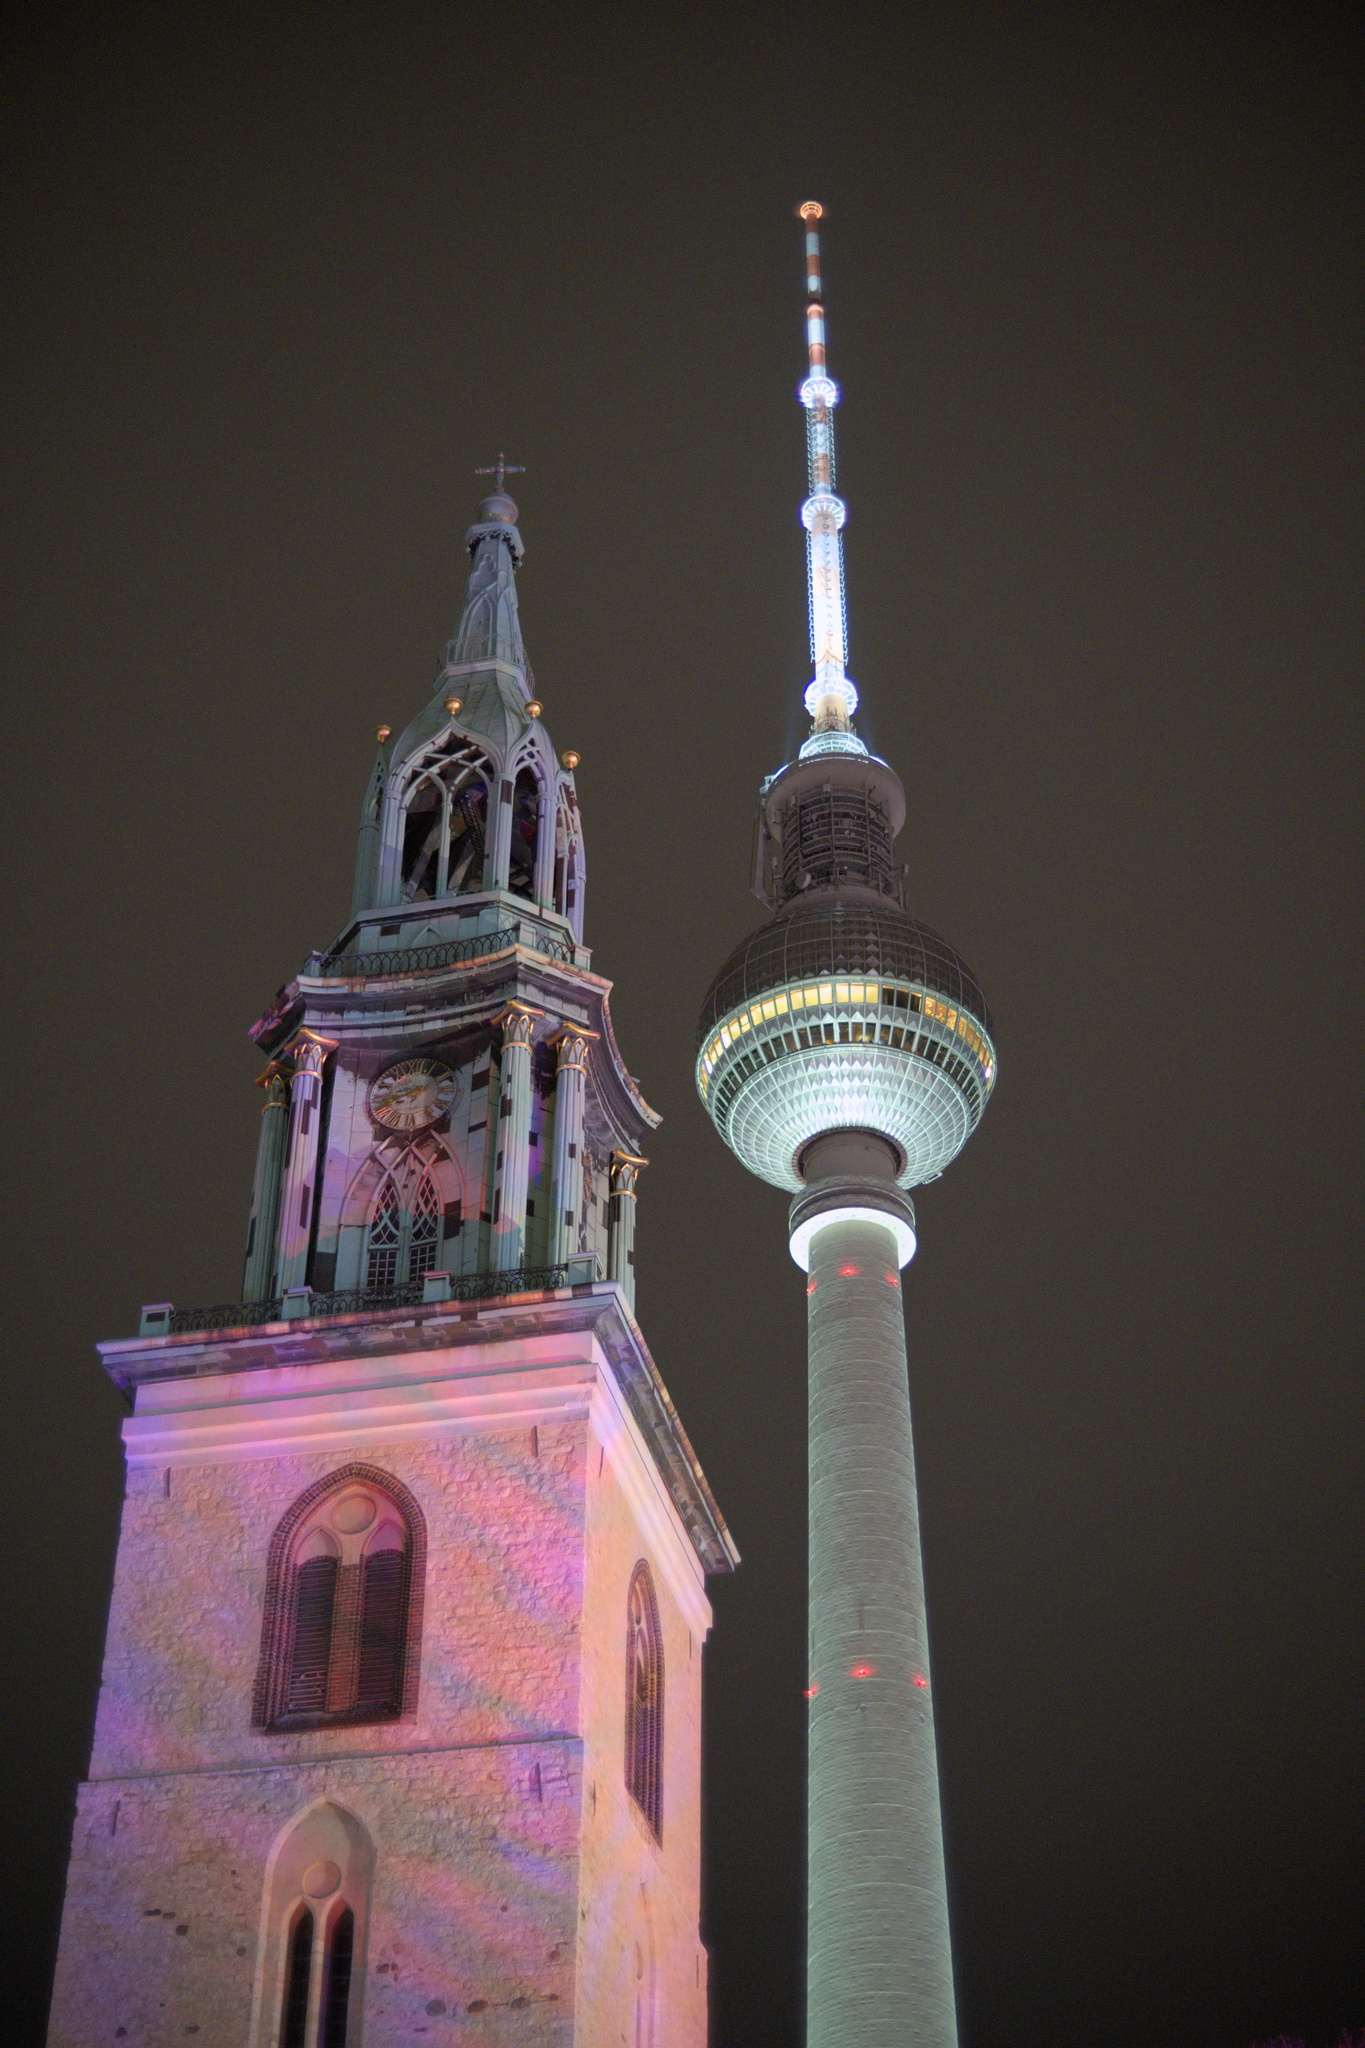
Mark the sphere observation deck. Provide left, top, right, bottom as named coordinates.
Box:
left=696, top=898, right=995, bottom=1193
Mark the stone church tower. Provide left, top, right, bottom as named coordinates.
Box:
left=48, top=472, right=736, bottom=2047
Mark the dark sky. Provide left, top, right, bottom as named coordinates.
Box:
left=3, top=6, right=1361, bottom=2044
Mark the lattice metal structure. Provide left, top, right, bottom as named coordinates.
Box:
left=696, top=208, right=997, bottom=2048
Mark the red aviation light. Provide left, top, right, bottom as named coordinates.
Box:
left=849, top=1662, right=875, bottom=1680
left=838, top=1264, right=859, bottom=1278
left=914, top=1674, right=928, bottom=1690
left=804, top=1682, right=819, bottom=1699
left=806, top=1277, right=817, bottom=1296
left=885, top=1271, right=899, bottom=1286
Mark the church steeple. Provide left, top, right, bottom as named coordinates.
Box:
left=348, top=472, right=586, bottom=944
left=443, top=460, right=529, bottom=675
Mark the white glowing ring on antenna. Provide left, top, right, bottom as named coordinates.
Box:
left=804, top=674, right=858, bottom=717
left=800, top=375, right=840, bottom=409
left=802, top=492, right=846, bottom=531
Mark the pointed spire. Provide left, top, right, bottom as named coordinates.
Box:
left=796, top=204, right=864, bottom=760
left=444, top=460, right=530, bottom=677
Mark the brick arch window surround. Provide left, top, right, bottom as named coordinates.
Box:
left=253, top=1465, right=425, bottom=1732
left=625, top=1560, right=664, bottom=1841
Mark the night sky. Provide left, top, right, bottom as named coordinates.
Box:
left=4, top=7, right=1362, bottom=2045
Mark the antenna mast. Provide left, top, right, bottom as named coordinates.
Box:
left=799, top=203, right=857, bottom=738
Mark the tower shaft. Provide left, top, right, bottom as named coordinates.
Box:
left=804, top=1208, right=956, bottom=2046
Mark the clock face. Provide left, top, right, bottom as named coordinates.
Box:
left=368, top=1057, right=458, bottom=1132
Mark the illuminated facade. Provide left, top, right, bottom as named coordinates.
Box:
left=48, top=472, right=736, bottom=2047
left=697, top=209, right=996, bottom=2047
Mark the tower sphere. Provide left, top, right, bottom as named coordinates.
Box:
left=696, top=746, right=995, bottom=1193
left=697, top=898, right=994, bottom=1193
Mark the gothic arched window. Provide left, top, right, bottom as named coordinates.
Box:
left=399, top=739, right=491, bottom=902
left=364, top=1167, right=441, bottom=1290
left=624, top=1560, right=664, bottom=1841
left=508, top=763, right=541, bottom=901
left=256, top=1802, right=371, bottom=2048
left=254, top=1467, right=425, bottom=1732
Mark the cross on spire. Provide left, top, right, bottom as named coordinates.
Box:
left=474, top=453, right=525, bottom=492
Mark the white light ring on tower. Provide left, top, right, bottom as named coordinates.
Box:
left=789, top=1201, right=917, bottom=1271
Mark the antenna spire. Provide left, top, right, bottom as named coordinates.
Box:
left=797, top=203, right=858, bottom=745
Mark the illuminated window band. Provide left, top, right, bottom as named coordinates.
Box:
left=697, top=979, right=996, bottom=1112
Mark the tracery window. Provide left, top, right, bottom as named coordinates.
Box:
left=624, top=1560, right=664, bottom=1841
left=254, top=1466, right=424, bottom=1732
left=363, top=1166, right=441, bottom=1290
left=400, top=738, right=491, bottom=902
left=255, top=1802, right=371, bottom=2048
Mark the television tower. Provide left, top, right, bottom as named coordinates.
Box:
left=696, top=206, right=997, bottom=2046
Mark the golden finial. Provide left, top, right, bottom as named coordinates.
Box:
left=561, top=750, right=580, bottom=770
left=526, top=699, right=543, bottom=719
left=376, top=724, right=392, bottom=743
left=444, top=695, right=462, bottom=717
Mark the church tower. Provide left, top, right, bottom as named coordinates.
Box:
left=48, top=469, right=736, bottom=2047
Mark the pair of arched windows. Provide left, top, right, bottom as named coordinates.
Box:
left=625, top=1561, right=664, bottom=1842
left=254, top=1467, right=424, bottom=1732
left=363, top=1168, right=440, bottom=1290
left=259, top=1801, right=371, bottom=2048
left=281, top=1903, right=353, bottom=2048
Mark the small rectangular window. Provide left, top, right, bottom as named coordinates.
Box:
left=835, top=982, right=849, bottom=1002
left=818, top=983, right=833, bottom=1004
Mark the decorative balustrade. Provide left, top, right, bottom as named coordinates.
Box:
left=310, top=925, right=573, bottom=979
left=151, top=1264, right=579, bottom=1338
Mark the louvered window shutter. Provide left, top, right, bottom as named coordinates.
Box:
left=355, top=1549, right=406, bottom=1712
left=286, top=1556, right=338, bottom=1714
left=321, top=1906, right=356, bottom=2048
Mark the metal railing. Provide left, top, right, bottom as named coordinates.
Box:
left=311, top=925, right=573, bottom=979
left=447, top=1264, right=569, bottom=1302
left=165, top=1297, right=294, bottom=1334
left=161, top=1265, right=573, bottom=1336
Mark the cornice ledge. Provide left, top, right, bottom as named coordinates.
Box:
left=585, top=1295, right=738, bottom=1578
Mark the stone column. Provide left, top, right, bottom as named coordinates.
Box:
left=491, top=1004, right=538, bottom=1272
left=242, top=1068, right=288, bottom=1302
left=547, top=1026, right=594, bottom=1268
left=276, top=1035, right=333, bottom=1296
left=487, top=772, right=515, bottom=890
left=533, top=782, right=556, bottom=908
left=788, top=1130, right=956, bottom=2048
left=607, top=1152, right=647, bottom=1311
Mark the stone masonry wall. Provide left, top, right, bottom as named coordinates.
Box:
left=573, top=1427, right=710, bottom=2047
left=88, top=1422, right=588, bottom=1779
left=48, top=1745, right=581, bottom=2046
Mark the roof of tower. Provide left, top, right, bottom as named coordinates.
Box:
left=388, top=481, right=535, bottom=773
